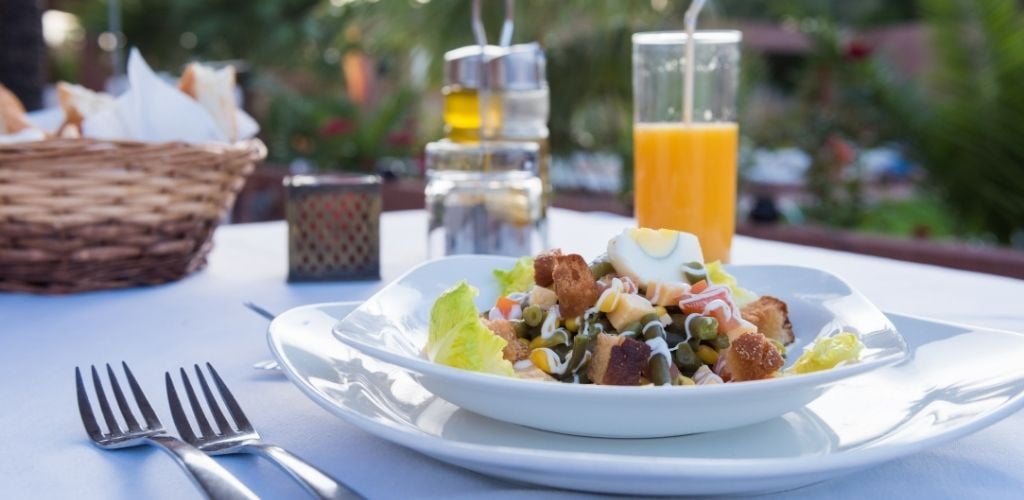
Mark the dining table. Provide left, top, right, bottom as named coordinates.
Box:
left=2, top=208, right=1023, bottom=499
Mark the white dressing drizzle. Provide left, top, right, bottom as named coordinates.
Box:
left=641, top=319, right=663, bottom=337
left=647, top=282, right=662, bottom=304
left=540, top=305, right=561, bottom=339
left=536, top=347, right=588, bottom=376
left=646, top=337, right=671, bottom=361
left=683, top=314, right=697, bottom=342
left=506, top=292, right=528, bottom=303
left=507, top=304, right=523, bottom=321
left=513, top=359, right=534, bottom=370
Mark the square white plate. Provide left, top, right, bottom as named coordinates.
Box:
left=332, top=256, right=908, bottom=437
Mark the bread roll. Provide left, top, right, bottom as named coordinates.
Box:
left=57, top=82, right=116, bottom=129
left=179, top=63, right=239, bottom=141
left=0, top=84, right=32, bottom=134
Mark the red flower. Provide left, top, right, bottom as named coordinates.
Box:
left=320, top=117, right=355, bottom=138
left=386, top=130, right=412, bottom=147
left=845, top=40, right=872, bottom=60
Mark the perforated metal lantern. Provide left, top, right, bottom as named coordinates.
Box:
left=285, top=174, right=381, bottom=281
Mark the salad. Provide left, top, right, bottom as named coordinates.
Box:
left=426, top=228, right=862, bottom=386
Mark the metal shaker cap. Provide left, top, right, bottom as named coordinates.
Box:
left=443, top=42, right=547, bottom=91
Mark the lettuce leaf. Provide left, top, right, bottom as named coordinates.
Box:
left=791, top=332, right=863, bottom=374
left=706, top=260, right=758, bottom=307
left=426, top=281, right=515, bottom=377
left=492, top=256, right=535, bottom=297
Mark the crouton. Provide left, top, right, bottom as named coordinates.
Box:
left=551, top=253, right=601, bottom=318
left=483, top=319, right=530, bottom=362
left=587, top=333, right=651, bottom=385
left=725, top=332, right=784, bottom=381
left=605, top=293, right=656, bottom=331
left=741, top=296, right=794, bottom=345
left=533, top=249, right=562, bottom=288
left=529, top=285, right=558, bottom=309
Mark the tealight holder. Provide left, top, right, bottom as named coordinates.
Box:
left=284, top=174, right=381, bottom=281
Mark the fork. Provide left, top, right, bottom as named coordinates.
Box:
left=75, top=363, right=257, bottom=500
left=167, top=363, right=363, bottom=500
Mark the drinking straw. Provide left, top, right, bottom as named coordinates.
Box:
left=683, top=0, right=706, bottom=125
left=470, top=0, right=515, bottom=170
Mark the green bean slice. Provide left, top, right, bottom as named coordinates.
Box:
left=674, top=343, right=701, bottom=375
left=649, top=355, right=672, bottom=386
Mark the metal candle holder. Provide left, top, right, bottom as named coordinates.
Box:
left=284, top=174, right=381, bottom=282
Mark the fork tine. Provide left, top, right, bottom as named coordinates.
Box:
left=206, top=363, right=253, bottom=432
left=180, top=368, right=215, bottom=438
left=165, top=372, right=197, bottom=443
left=75, top=367, right=103, bottom=440
left=194, top=364, right=231, bottom=434
left=122, top=361, right=160, bottom=429
left=106, top=364, right=141, bottom=432
left=90, top=365, right=121, bottom=435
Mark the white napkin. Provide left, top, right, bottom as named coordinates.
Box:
left=0, top=128, right=46, bottom=144
left=81, top=48, right=258, bottom=144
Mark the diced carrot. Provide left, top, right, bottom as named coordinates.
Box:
left=678, top=288, right=730, bottom=315
left=707, top=306, right=742, bottom=333
left=690, top=279, right=709, bottom=294
left=496, top=296, right=518, bottom=318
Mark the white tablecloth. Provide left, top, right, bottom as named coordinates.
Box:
left=2, top=209, right=1023, bottom=499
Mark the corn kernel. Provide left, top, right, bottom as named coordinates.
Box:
left=673, top=375, right=695, bottom=386
left=598, top=289, right=620, bottom=312
left=565, top=317, right=579, bottom=332
left=696, top=345, right=719, bottom=365
left=654, top=306, right=668, bottom=317
left=529, top=330, right=569, bottom=350
left=529, top=349, right=552, bottom=373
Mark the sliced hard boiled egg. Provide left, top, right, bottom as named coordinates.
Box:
left=607, top=228, right=704, bottom=285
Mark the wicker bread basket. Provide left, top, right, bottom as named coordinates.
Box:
left=0, top=138, right=266, bottom=293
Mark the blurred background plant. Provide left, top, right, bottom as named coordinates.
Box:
left=28, top=0, right=1024, bottom=247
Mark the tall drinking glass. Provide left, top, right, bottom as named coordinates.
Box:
left=632, top=31, right=741, bottom=262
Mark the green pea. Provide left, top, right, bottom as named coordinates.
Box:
left=512, top=320, right=530, bottom=339
left=692, top=316, right=719, bottom=341
left=714, top=333, right=731, bottom=350
left=589, top=260, right=615, bottom=279
left=522, top=305, right=545, bottom=327
left=673, top=343, right=701, bottom=375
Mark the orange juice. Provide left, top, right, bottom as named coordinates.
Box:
left=633, top=122, right=738, bottom=262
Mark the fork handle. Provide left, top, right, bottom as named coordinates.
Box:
left=244, top=442, right=363, bottom=499
left=146, top=435, right=258, bottom=500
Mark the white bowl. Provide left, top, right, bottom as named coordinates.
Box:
left=334, top=255, right=908, bottom=438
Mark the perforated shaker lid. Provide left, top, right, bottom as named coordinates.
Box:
left=443, top=42, right=547, bottom=91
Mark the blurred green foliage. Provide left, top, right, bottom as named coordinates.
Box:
left=61, top=0, right=1023, bottom=244
left=897, top=0, right=1024, bottom=244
